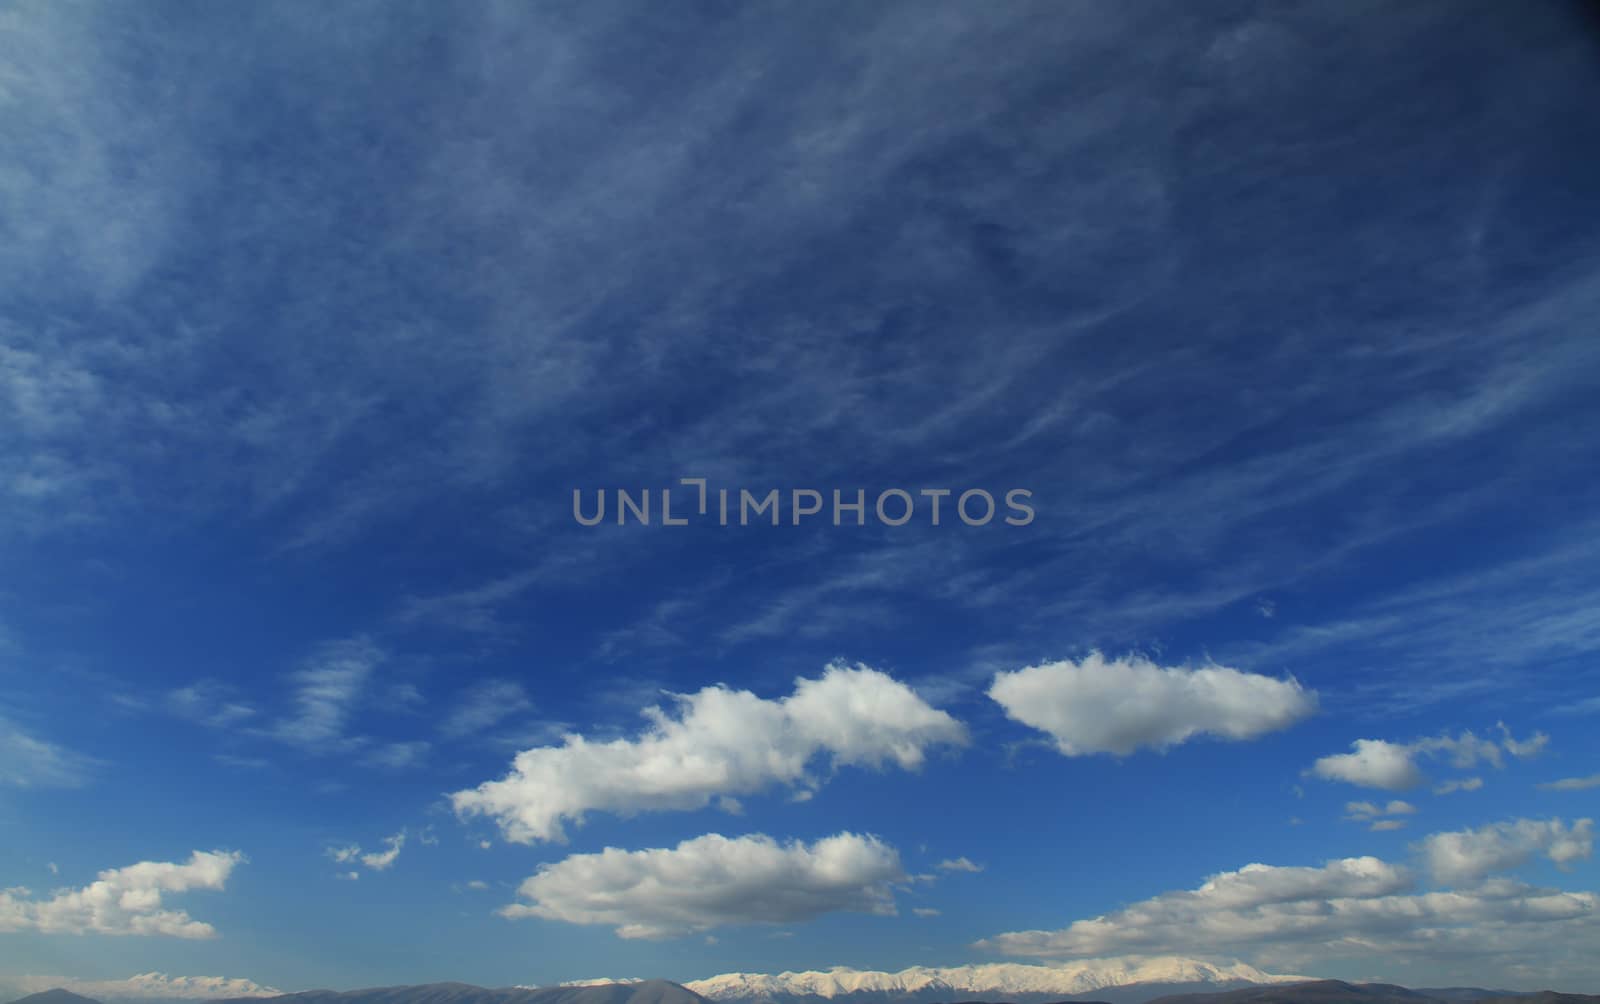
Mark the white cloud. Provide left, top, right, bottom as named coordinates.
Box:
left=1417, top=818, right=1594, bottom=885
left=987, top=654, right=1314, bottom=756
left=1310, top=727, right=1546, bottom=791
left=441, top=679, right=533, bottom=738
left=1497, top=722, right=1550, bottom=759
left=913, top=907, right=941, bottom=917
left=937, top=857, right=984, bottom=873
left=500, top=831, right=905, bottom=938
left=1345, top=800, right=1417, bottom=820
left=976, top=827, right=1599, bottom=977
left=359, top=741, right=429, bottom=769
left=17, top=973, right=280, bottom=1000
left=1435, top=776, right=1484, bottom=795
left=1312, top=739, right=1426, bottom=791
left=451, top=663, right=966, bottom=843
left=1540, top=773, right=1600, bottom=792
left=327, top=831, right=405, bottom=873
left=361, top=832, right=405, bottom=872
left=265, top=637, right=381, bottom=752
left=0, top=716, right=96, bottom=788
left=165, top=682, right=256, bottom=730
left=1345, top=800, right=1416, bottom=832
left=0, top=851, right=243, bottom=938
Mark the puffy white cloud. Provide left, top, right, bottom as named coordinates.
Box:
left=0, top=851, right=243, bottom=938
left=1346, top=800, right=1417, bottom=830
left=979, top=856, right=1413, bottom=958
left=1311, top=739, right=1426, bottom=791
left=987, top=654, right=1314, bottom=757
left=361, top=832, right=405, bottom=871
left=1345, top=800, right=1417, bottom=820
left=451, top=663, right=966, bottom=843
left=1435, top=776, right=1484, bottom=795
left=326, top=831, right=405, bottom=873
left=976, top=834, right=1599, bottom=975
left=937, top=857, right=984, bottom=873
left=1418, top=818, right=1594, bottom=884
left=501, top=831, right=906, bottom=938
left=1540, top=773, right=1600, bottom=792
left=17, top=973, right=280, bottom=1000
left=1310, top=727, right=1546, bottom=791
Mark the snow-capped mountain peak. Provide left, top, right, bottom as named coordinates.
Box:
left=679, top=958, right=1307, bottom=1001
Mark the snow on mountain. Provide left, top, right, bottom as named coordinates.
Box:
left=680, top=958, right=1306, bottom=1001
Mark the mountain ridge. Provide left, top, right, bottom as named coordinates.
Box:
left=675, top=959, right=1306, bottom=1002
left=8, top=975, right=1594, bottom=1004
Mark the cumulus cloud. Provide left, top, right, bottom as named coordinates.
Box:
left=1435, top=776, right=1484, bottom=795
left=0, top=851, right=243, bottom=938
left=979, top=856, right=1413, bottom=957
left=1346, top=800, right=1418, bottom=819
left=361, top=832, right=405, bottom=871
left=1310, top=727, right=1546, bottom=791
left=1418, top=818, right=1594, bottom=884
left=1346, top=800, right=1417, bottom=830
left=976, top=829, right=1598, bottom=973
left=937, top=857, right=984, bottom=873
left=451, top=663, right=966, bottom=843
left=501, top=831, right=906, bottom=938
left=987, top=654, right=1314, bottom=756
left=17, top=973, right=280, bottom=1000
left=1311, top=739, right=1427, bottom=791
left=326, top=831, right=405, bottom=873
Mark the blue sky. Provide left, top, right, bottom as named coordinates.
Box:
left=3, top=0, right=1600, bottom=996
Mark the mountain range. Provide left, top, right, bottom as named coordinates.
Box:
left=677, top=959, right=1305, bottom=1004
left=7, top=971, right=1596, bottom=1004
